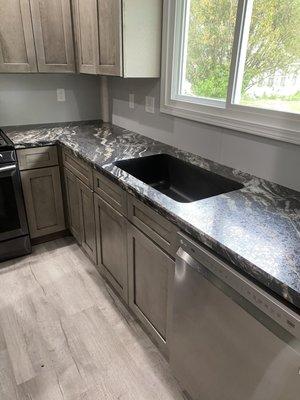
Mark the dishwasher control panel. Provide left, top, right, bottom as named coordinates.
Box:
left=178, top=233, right=300, bottom=341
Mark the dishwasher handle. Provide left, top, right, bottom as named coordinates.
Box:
left=177, top=232, right=300, bottom=341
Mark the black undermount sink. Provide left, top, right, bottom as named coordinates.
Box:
left=114, top=154, right=243, bottom=203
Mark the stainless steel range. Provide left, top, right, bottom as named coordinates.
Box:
left=0, top=129, right=31, bottom=261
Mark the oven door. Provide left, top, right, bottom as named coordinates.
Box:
left=0, top=163, right=29, bottom=241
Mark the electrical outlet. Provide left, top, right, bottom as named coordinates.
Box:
left=145, top=96, right=155, bottom=114
left=57, top=88, right=66, bottom=102
left=129, top=93, right=135, bottom=109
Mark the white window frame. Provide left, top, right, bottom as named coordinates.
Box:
left=160, top=0, right=300, bottom=145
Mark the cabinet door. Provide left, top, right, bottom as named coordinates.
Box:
left=72, top=0, right=99, bottom=74
left=94, top=194, right=128, bottom=301
left=97, top=0, right=122, bottom=76
left=21, top=167, right=65, bottom=239
left=64, top=168, right=81, bottom=243
left=77, top=180, right=97, bottom=263
left=127, top=223, right=174, bottom=356
left=0, top=0, right=37, bottom=72
left=29, top=0, right=75, bottom=72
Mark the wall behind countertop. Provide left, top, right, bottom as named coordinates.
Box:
left=0, top=74, right=101, bottom=127
left=110, top=77, right=300, bottom=192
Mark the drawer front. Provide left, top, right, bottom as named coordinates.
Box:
left=93, top=171, right=127, bottom=216
left=62, top=149, right=93, bottom=188
left=127, top=196, right=178, bottom=257
left=17, top=146, right=58, bottom=170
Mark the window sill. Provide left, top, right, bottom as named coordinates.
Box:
left=160, top=99, right=300, bottom=145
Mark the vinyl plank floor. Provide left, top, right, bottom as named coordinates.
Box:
left=0, top=237, right=184, bottom=400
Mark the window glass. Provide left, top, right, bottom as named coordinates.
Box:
left=181, top=0, right=238, bottom=101
left=238, top=0, right=300, bottom=114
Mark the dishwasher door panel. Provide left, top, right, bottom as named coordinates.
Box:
left=170, top=253, right=300, bottom=400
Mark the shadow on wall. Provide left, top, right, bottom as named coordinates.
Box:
left=109, top=77, right=300, bottom=191
left=0, top=74, right=101, bottom=127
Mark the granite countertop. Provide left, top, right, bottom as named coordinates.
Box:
left=4, top=120, right=300, bottom=310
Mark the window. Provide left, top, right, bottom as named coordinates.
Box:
left=161, top=0, right=300, bottom=144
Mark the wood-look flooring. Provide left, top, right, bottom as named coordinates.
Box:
left=0, top=237, right=185, bottom=400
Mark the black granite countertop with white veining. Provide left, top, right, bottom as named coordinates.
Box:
left=4, top=120, right=300, bottom=310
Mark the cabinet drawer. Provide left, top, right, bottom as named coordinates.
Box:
left=93, top=171, right=127, bottom=216
left=17, top=146, right=58, bottom=170
left=62, top=149, right=93, bottom=188
left=127, top=196, right=178, bottom=257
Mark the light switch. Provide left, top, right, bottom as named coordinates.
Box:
left=57, top=88, right=66, bottom=102
left=145, top=96, right=155, bottom=114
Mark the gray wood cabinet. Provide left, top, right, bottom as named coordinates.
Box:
left=0, top=0, right=37, bottom=73
left=127, top=223, right=174, bottom=356
left=97, top=0, right=122, bottom=76
left=17, top=146, right=58, bottom=171
left=73, top=0, right=162, bottom=77
left=29, top=0, right=75, bottom=73
left=127, top=196, right=178, bottom=257
left=0, top=0, right=75, bottom=73
left=21, top=166, right=65, bottom=239
left=94, top=193, right=128, bottom=302
left=77, top=179, right=97, bottom=263
left=64, top=167, right=81, bottom=243
left=72, top=0, right=99, bottom=74
left=73, top=0, right=122, bottom=76
left=62, top=150, right=93, bottom=188
left=64, top=167, right=97, bottom=262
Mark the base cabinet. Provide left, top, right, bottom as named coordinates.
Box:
left=127, top=223, right=174, bottom=356
left=64, top=167, right=96, bottom=262
left=21, top=166, right=65, bottom=239
left=64, top=167, right=81, bottom=243
left=94, top=193, right=128, bottom=302
left=77, top=179, right=97, bottom=263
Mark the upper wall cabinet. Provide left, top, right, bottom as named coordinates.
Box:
left=0, top=0, right=75, bottom=73
left=0, top=0, right=37, bottom=73
left=73, top=0, right=162, bottom=77
left=29, top=0, right=75, bottom=73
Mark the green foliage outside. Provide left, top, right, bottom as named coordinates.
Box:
left=185, top=0, right=300, bottom=105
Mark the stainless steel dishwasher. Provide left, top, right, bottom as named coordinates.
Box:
left=171, top=233, right=300, bottom=400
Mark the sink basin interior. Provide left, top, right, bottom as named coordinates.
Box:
left=114, top=154, right=243, bottom=203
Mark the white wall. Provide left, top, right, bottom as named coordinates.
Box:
left=110, top=77, right=300, bottom=192
left=0, top=74, right=101, bottom=127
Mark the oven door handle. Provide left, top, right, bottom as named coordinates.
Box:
left=0, top=164, right=17, bottom=173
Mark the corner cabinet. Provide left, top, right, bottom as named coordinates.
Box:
left=72, top=0, right=162, bottom=77
left=63, top=166, right=97, bottom=263
left=0, top=0, right=37, bottom=73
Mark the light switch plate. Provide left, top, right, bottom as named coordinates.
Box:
left=129, top=93, right=135, bottom=109
left=145, top=96, right=155, bottom=114
left=57, top=88, right=66, bottom=102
